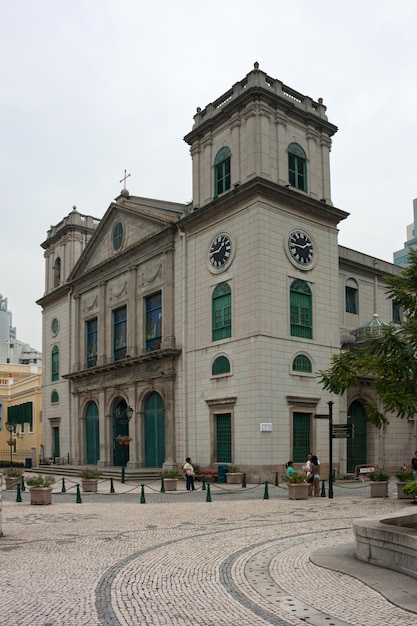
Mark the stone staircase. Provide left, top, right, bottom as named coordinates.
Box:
left=32, top=464, right=162, bottom=482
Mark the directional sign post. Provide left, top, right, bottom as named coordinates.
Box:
left=332, top=424, right=354, bottom=439
left=314, top=401, right=334, bottom=499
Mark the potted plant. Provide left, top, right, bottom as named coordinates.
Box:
left=226, top=465, right=242, bottom=485
left=79, top=468, right=102, bottom=492
left=395, top=469, right=415, bottom=499
left=160, top=470, right=179, bottom=491
left=368, top=469, right=390, bottom=497
left=282, top=472, right=309, bottom=499
left=4, top=467, right=23, bottom=490
left=116, top=435, right=132, bottom=445
left=25, top=475, right=55, bottom=505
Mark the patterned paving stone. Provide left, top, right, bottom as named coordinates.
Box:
left=0, top=480, right=415, bottom=625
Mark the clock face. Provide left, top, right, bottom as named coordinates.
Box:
left=288, top=230, right=314, bottom=266
left=209, top=233, right=232, bottom=270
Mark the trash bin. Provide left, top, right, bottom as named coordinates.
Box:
left=217, top=464, right=227, bottom=484
left=25, top=458, right=32, bottom=469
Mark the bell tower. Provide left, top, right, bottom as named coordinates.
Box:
left=184, top=62, right=337, bottom=210
left=41, top=206, right=99, bottom=295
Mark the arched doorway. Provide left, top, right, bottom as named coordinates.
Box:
left=113, top=399, right=132, bottom=466
left=85, top=401, right=99, bottom=464
left=144, top=392, right=165, bottom=467
left=347, top=400, right=367, bottom=473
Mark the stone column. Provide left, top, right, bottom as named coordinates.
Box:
left=275, top=112, right=288, bottom=186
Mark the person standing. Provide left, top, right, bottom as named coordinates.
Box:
left=310, top=455, right=320, bottom=496
left=412, top=452, right=417, bottom=481
left=183, top=457, right=196, bottom=491
left=286, top=461, right=295, bottom=477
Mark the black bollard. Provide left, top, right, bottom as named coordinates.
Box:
left=275, top=472, right=279, bottom=487
left=320, top=479, right=326, bottom=497
left=110, top=477, right=115, bottom=493
left=160, top=477, right=165, bottom=493
left=206, top=483, right=212, bottom=502
left=61, top=478, right=66, bottom=493
left=121, top=466, right=125, bottom=484
left=76, top=484, right=82, bottom=503
left=263, top=480, right=269, bottom=500
left=16, top=484, right=22, bottom=502
left=140, top=484, right=146, bottom=504
left=21, top=476, right=26, bottom=492
left=242, top=473, right=247, bottom=488
left=202, top=477, right=206, bottom=491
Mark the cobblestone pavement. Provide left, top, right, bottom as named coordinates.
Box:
left=1, top=477, right=416, bottom=626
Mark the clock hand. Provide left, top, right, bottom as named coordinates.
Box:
left=210, top=244, right=223, bottom=255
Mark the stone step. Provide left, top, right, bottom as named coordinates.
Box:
left=32, top=465, right=162, bottom=482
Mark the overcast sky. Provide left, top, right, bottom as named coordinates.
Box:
left=2, top=0, right=417, bottom=351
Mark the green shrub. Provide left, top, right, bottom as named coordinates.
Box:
left=368, top=469, right=390, bottom=481
left=402, top=482, right=417, bottom=496
left=394, top=469, right=414, bottom=482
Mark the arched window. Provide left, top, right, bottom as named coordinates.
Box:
left=290, top=280, right=312, bottom=338
left=212, top=355, right=231, bottom=376
left=345, top=278, right=359, bottom=314
left=288, top=143, right=307, bottom=191
left=292, top=354, right=312, bottom=373
left=51, top=390, right=59, bottom=403
left=212, top=282, right=232, bottom=341
left=214, top=147, right=231, bottom=196
left=51, top=345, right=59, bottom=381
left=53, top=257, right=61, bottom=288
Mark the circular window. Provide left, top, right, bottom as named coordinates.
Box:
left=113, top=222, right=124, bottom=251
left=51, top=318, right=59, bottom=336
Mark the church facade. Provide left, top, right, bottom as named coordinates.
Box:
left=37, top=65, right=412, bottom=479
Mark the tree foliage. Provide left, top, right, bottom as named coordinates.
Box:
left=320, top=248, right=417, bottom=428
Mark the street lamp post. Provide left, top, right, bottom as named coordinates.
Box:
left=5, top=422, right=15, bottom=466
left=114, top=405, right=133, bottom=483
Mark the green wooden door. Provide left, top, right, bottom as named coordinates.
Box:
left=347, top=401, right=367, bottom=473
left=144, top=392, right=165, bottom=467
left=216, top=413, right=232, bottom=462
left=85, top=401, right=100, bottom=464
left=53, top=426, right=60, bottom=459
left=292, top=412, right=311, bottom=463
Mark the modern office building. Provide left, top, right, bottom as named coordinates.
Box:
left=37, top=65, right=412, bottom=480
left=393, top=198, right=417, bottom=267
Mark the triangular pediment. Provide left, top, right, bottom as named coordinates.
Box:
left=69, top=195, right=185, bottom=281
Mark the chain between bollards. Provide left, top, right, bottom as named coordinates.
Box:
left=140, top=484, right=146, bottom=503
left=263, top=480, right=269, bottom=500
left=76, top=483, right=82, bottom=503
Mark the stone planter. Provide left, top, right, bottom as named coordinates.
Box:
left=81, top=478, right=98, bottom=493
left=226, top=472, right=242, bottom=485
left=397, top=481, right=415, bottom=499
left=5, top=476, right=21, bottom=490
left=163, top=478, right=178, bottom=491
left=288, top=482, right=309, bottom=500
left=29, top=487, right=52, bottom=505
left=370, top=481, right=389, bottom=497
